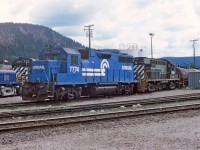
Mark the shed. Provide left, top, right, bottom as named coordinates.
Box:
left=188, top=71, right=200, bottom=89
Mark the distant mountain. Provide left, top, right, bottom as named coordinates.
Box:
left=162, top=56, right=200, bottom=69
left=0, top=23, right=84, bottom=63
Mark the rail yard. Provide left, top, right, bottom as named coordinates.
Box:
left=1, top=0, right=200, bottom=149
left=0, top=36, right=198, bottom=149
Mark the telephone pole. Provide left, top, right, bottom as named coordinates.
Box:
left=149, top=33, right=155, bottom=58
left=84, top=24, right=94, bottom=49
left=190, top=39, right=199, bottom=68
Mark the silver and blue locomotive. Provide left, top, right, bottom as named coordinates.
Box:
left=0, top=70, right=20, bottom=96
left=21, top=46, right=135, bottom=101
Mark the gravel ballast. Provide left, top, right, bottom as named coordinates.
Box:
left=1, top=109, right=200, bottom=149
left=1, top=89, right=200, bottom=149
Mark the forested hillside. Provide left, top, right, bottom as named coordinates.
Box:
left=0, top=23, right=84, bottom=63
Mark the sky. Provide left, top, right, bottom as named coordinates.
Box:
left=1, top=0, right=200, bottom=58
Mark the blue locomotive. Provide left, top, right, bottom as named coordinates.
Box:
left=0, top=70, right=20, bottom=96
left=21, top=46, right=135, bottom=101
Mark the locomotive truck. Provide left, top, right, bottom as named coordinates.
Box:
left=20, top=46, right=183, bottom=102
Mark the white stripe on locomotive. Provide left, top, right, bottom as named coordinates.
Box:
left=134, top=65, right=145, bottom=80
left=14, top=67, right=28, bottom=76
left=82, top=68, right=106, bottom=76
left=13, top=67, right=29, bottom=80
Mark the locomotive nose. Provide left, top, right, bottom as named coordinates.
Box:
left=21, top=82, right=48, bottom=101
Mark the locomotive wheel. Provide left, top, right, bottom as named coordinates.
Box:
left=67, top=92, right=75, bottom=100
left=156, top=83, right=163, bottom=91
left=125, top=85, right=131, bottom=94
left=147, top=83, right=155, bottom=92
left=121, top=89, right=126, bottom=95
left=53, top=92, right=60, bottom=101
left=169, top=82, right=175, bottom=90
left=36, top=95, right=46, bottom=102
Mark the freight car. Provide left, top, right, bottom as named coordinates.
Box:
left=133, top=57, right=182, bottom=92
left=20, top=46, right=135, bottom=101
left=0, top=70, right=20, bottom=96
left=176, top=67, right=188, bottom=86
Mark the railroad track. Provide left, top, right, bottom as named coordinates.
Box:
left=1, top=92, right=200, bottom=110
left=0, top=96, right=93, bottom=109
left=1, top=102, right=200, bottom=132
left=0, top=93, right=200, bottom=119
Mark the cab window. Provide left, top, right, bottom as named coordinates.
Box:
left=71, top=55, right=78, bottom=65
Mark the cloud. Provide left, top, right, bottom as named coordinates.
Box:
left=30, top=0, right=95, bottom=27
left=134, top=0, right=154, bottom=8
left=193, top=0, right=200, bottom=16
left=1, top=0, right=200, bottom=58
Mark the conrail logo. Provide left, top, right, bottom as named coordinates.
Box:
left=122, top=65, right=132, bottom=70
left=100, top=59, right=110, bottom=69
left=82, top=59, right=110, bottom=76
left=32, top=65, right=45, bottom=69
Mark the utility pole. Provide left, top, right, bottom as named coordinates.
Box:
left=149, top=33, right=155, bottom=58
left=190, top=39, right=199, bottom=68
left=84, top=24, right=94, bottom=49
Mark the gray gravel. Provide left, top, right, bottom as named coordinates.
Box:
left=1, top=89, right=200, bottom=150
left=1, top=109, right=200, bottom=150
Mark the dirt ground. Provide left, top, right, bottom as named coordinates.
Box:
left=1, top=89, right=200, bottom=150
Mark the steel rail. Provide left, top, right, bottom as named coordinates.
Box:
left=1, top=93, right=200, bottom=109
left=0, top=102, right=200, bottom=132
left=0, top=93, right=200, bottom=119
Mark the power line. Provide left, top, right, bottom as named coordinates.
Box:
left=84, top=24, right=94, bottom=49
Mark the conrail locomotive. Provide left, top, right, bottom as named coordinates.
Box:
left=0, top=70, right=20, bottom=96
left=12, top=57, right=33, bottom=82
left=20, top=46, right=184, bottom=101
